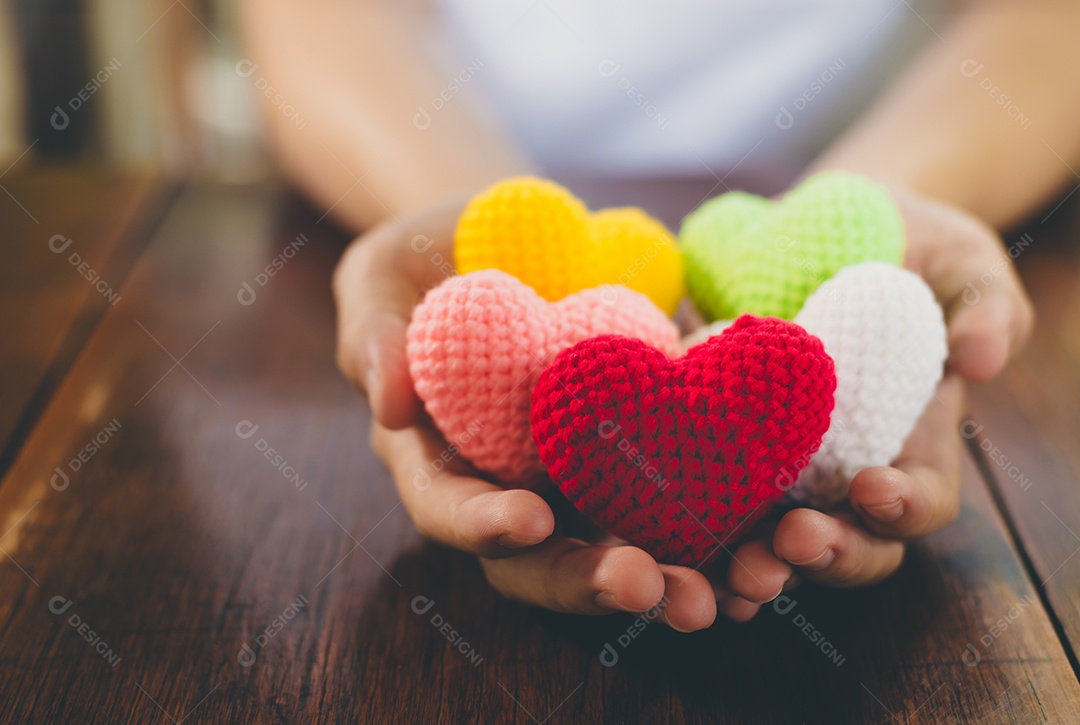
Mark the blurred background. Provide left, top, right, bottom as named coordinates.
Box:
left=0, top=0, right=265, bottom=182
left=0, top=0, right=939, bottom=196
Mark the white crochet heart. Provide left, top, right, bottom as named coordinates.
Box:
left=790, top=262, right=946, bottom=507
left=683, top=262, right=947, bottom=509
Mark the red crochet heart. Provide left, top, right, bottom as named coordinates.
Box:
left=531, top=315, right=836, bottom=566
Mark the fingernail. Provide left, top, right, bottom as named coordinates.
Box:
left=363, top=337, right=383, bottom=394
left=595, top=591, right=631, bottom=611
left=721, top=596, right=761, bottom=623
left=496, top=532, right=541, bottom=549
left=364, top=365, right=381, bottom=397
left=750, top=584, right=785, bottom=605
left=863, top=498, right=904, bottom=522
left=661, top=612, right=693, bottom=633
left=789, top=548, right=835, bottom=570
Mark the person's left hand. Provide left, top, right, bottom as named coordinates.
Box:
left=714, top=185, right=1034, bottom=621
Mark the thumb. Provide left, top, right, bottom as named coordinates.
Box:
left=334, top=242, right=423, bottom=429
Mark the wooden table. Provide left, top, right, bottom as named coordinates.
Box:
left=2, top=165, right=1079, bottom=724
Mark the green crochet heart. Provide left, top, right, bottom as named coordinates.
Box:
left=679, top=172, right=905, bottom=320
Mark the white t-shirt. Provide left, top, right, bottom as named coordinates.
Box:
left=434, top=0, right=935, bottom=174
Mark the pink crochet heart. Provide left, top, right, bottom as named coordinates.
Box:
left=406, top=270, right=681, bottom=486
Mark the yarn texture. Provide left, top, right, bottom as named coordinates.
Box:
left=679, top=171, right=905, bottom=321
left=454, top=176, right=684, bottom=314
left=531, top=315, right=836, bottom=566
left=406, top=269, right=681, bottom=486
left=686, top=263, right=947, bottom=509
left=791, top=262, right=947, bottom=507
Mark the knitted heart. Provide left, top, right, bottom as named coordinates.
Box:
left=454, top=176, right=684, bottom=315
left=679, top=171, right=905, bottom=321
left=406, top=269, right=681, bottom=486
left=790, top=263, right=947, bottom=507
left=531, top=316, right=836, bottom=566
left=686, top=263, right=947, bottom=509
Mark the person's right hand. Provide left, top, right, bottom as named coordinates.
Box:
left=333, top=199, right=718, bottom=632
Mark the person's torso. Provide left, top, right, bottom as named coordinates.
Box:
left=434, top=0, right=937, bottom=174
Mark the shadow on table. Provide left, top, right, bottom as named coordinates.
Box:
left=353, top=496, right=1014, bottom=723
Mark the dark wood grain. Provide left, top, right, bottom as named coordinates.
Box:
left=0, top=166, right=167, bottom=475
left=0, top=179, right=1077, bottom=723
left=967, top=193, right=1080, bottom=669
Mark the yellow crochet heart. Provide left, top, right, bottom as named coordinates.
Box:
left=454, top=177, right=684, bottom=315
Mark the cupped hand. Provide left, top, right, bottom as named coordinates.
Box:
left=717, top=185, right=1035, bottom=620
left=333, top=200, right=716, bottom=632
left=337, top=186, right=1034, bottom=628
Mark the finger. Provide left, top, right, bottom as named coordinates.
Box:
left=334, top=236, right=424, bottom=429
left=946, top=289, right=1033, bottom=382
left=901, top=198, right=1034, bottom=381
left=726, top=539, right=793, bottom=604
left=850, top=375, right=964, bottom=538
left=333, top=199, right=464, bottom=429
left=480, top=540, right=667, bottom=615
left=656, top=565, right=717, bottom=632
left=716, top=590, right=761, bottom=622
left=373, top=423, right=554, bottom=557
left=772, top=508, right=905, bottom=587
left=712, top=573, right=803, bottom=622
